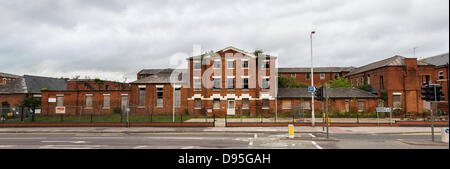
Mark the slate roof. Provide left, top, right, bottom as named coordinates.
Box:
left=346, top=55, right=431, bottom=76
left=0, top=72, right=20, bottom=79
left=132, top=69, right=188, bottom=84
left=277, top=88, right=379, bottom=99
left=0, top=75, right=67, bottom=94
left=419, top=52, right=449, bottom=67
left=138, top=69, right=165, bottom=75
left=278, top=67, right=354, bottom=73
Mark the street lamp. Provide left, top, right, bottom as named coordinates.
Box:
left=310, top=31, right=316, bottom=127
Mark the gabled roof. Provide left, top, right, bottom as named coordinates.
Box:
left=346, top=55, right=431, bottom=76
left=278, top=67, right=354, bottom=73
left=0, top=72, right=20, bottom=79
left=277, top=88, right=379, bottom=99
left=188, top=46, right=275, bottom=59
left=132, top=69, right=187, bottom=84
left=419, top=52, right=449, bottom=67
left=138, top=69, right=166, bottom=75
left=0, top=75, right=67, bottom=94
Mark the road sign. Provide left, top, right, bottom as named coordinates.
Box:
left=55, top=106, right=66, bottom=114
left=445, top=128, right=449, bottom=134
left=288, top=124, right=294, bottom=138
left=308, top=86, right=315, bottom=93
left=376, top=107, right=393, bottom=113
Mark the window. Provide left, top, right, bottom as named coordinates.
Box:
left=291, top=74, right=296, bottom=78
left=358, top=101, right=365, bottom=112
left=56, top=95, right=64, bottom=107
left=306, top=73, right=310, bottom=80
left=361, top=77, right=364, bottom=85
left=301, top=101, right=310, bottom=110
left=2, top=78, right=6, bottom=85
left=262, top=78, right=269, bottom=89
left=367, top=75, right=370, bottom=85
left=86, top=94, right=93, bottom=108
left=157, top=87, right=163, bottom=108
left=356, top=79, right=359, bottom=86
left=263, top=60, right=270, bottom=69
left=105, top=85, right=109, bottom=90
left=380, top=76, right=384, bottom=90
left=393, top=94, right=402, bottom=109
left=320, top=73, right=325, bottom=80
left=194, top=78, right=201, bottom=90
left=227, top=60, right=234, bottom=69
left=242, top=99, right=249, bottom=109
left=282, top=100, right=292, bottom=109
left=213, top=78, right=221, bottom=89
left=242, top=60, right=249, bottom=69
left=242, top=78, right=249, bottom=89
left=345, top=100, right=349, bottom=112
left=262, top=99, right=269, bottom=109
left=213, top=60, right=221, bottom=69
left=227, top=78, right=235, bottom=89
left=194, top=61, right=201, bottom=70
left=334, top=73, right=339, bottom=79
left=438, top=71, right=444, bottom=80
left=174, top=88, right=181, bottom=108
left=103, top=94, right=110, bottom=108
left=213, top=99, right=220, bottom=109
left=139, top=88, right=146, bottom=107
left=194, top=99, right=201, bottom=109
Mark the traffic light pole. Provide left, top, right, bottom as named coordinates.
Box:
left=431, top=85, right=437, bottom=142
left=325, top=83, right=329, bottom=139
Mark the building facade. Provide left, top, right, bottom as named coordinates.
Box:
left=278, top=67, right=354, bottom=86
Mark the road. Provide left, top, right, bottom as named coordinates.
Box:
left=0, top=132, right=447, bottom=149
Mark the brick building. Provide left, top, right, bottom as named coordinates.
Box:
left=277, top=88, right=379, bottom=115
left=345, top=55, right=436, bottom=114
left=419, top=52, right=449, bottom=113
left=0, top=75, right=67, bottom=115
left=40, top=79, right=131, bottom=115
left=0, top=72, right=20, bottom=87
left=278, top=67, right=354, bottom=86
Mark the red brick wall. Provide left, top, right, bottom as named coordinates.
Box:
left=66, top=80, right=130, bottom=90
left=0, top=94, right=28, bottom=111
left=277, top=97, right=378, bottom=115
left=280, top=72, right=346, bottom=86
left=41, top=90, right=131, bottom=115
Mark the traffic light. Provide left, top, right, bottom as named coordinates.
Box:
left=435, top=85, right=445, bottom=101
left=421, top=83, right=432, bottom=101
left=315, top=86, right=324, bottom=101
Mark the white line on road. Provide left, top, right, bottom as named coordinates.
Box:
left=41, top=141, right=87, bottom=144
left=0, top=137, right=46, bottom=140
left=312, top=141, right=323, bottom=149
left=0, top=145, right=17, bottom=148
left=39, top=145, right=105, bottom=149
left=181, top=146, right=195, bottom=149
left=309, top=134, right=316, bottom=138
left=71, top=137, right=125, bottom=139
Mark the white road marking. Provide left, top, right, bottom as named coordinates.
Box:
left=71, top=137, right=125, bottom=139
left=0, top=137, right=46, bottom=140
left=134, top=145, right=149, bottom=149
left=41, top=141, right=87, bottom=144
left=146, top=137, right=227, bottom=140
left=309, top=134, right=316, bottom=138
left=0, top=145, right=17, bottom=148
left=39, top=145, right=105, bottom=149
left=181, top=146, right=195, bottom=149
left=312, top=141, right=323, bottom=149
left=249, top=141, right=253, bottom=146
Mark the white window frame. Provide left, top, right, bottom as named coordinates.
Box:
left=227, top=60, right=235, bottom=69
left=193, top=77, right=201, bottom=91
left=193, top=61, right=201, bottom=70
left=227, top=77, right=235, bottom=89
left=213, top=99, right=220, bottom=109
left=438, top=71, right=444, bottom=80
left=85, top=94, right=93, bottom=109
left=194, top=99, right=201, bottom=109
left=156, top=87, right=164, bottom=108
left=213, top=60, right=221, bottom=69
left=213, top=77, right=221, bottom=89
left=103, top=94, right=110, bottom=109
left=242, top=98, right=249, bottom=110
left=320, top=73, right=325, bottom=80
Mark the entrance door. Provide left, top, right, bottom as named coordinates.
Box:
left=227, top=100, right=235, bottom=115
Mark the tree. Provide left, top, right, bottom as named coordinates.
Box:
left=329, top=77, right=352, bottom=88
left=357, top=84, right=372, bottom=92
left=278, top=75, right=308, bottom=88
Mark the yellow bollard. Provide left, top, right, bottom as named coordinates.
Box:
left=288, top=124, right=294, bottom=138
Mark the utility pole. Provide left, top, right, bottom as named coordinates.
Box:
left=310, top=31, right=316, bottom=126
left=325, top=83, right=329, bottom=139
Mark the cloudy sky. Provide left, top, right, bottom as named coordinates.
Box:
left=0, top=0, right=448, bottom=82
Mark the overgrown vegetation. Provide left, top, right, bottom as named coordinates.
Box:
left=278, top=75, right=308, bottom=88
left=329, top=77, right=352, bottom=88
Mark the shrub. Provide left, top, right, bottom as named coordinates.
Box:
left=113, top=107, right=122, bottom=114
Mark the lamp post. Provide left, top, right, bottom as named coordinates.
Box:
left=310, top=31, right=316, bottom=126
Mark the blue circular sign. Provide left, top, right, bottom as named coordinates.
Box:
left=445, top=128, right=449, bottom=134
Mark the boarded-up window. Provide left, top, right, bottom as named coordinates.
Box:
left=301, top=101, right=311, bottom=110
left=282, top=100, right=292, bottom=109
left=139, top=88, right=145, bottom=107
left=194, top=99, right=201, bottom=109
left=393, top=95, right=402, bottom=109
left=194, top=78, right=201, bottom=90
left=174, top=88, right=181, bottom=108
left=358, top=101, right=365, bottom=112
left=345, top=100, right=349, bottom=112
left=56, top=95, right=64, bottom=107
left=262, top=99, right=269, bottom=109
left=227, top=78, right=234, bottom=89
left=213, top=99, right=220, bottom=109
left=86, top=94, right=93, bottom=108
left=242, top=99, right=249, bottom=109
left=103, top=94, right=110, bottom=108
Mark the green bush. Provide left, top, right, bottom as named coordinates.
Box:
left=113, top=107, right=122, bottom=114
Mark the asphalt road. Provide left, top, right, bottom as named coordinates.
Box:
left=0, top=132, right=447, bottom=149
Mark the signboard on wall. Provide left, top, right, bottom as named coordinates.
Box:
left=55, top=106, right=66, bottom=114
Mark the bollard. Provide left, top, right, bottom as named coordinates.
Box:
left=288, top=124, right=294, bottom=138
